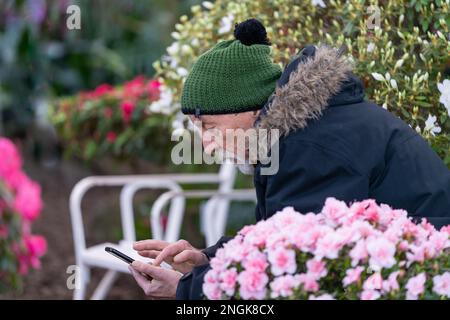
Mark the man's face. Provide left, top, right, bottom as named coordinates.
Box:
left=189, top=110, right=260, bottom=161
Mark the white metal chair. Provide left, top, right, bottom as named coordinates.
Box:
left=69, top=162, right=256, bottom=300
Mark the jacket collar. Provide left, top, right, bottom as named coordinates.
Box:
left=254, top=45, right=365, bottom=136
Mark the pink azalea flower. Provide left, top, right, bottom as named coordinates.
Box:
left=314, top=231, right=345, bottom=259
left=222, top=240, right=251, bottom=263
left=270, top=275, right=301, bottom=298
left=24, top=234, right=47, bottom=269
left=306, top=258, right=327, bottom=279
left=242, top=250, right=268, bottom=273
left=0, top=137, right=22, bottom=178
left=210, top=250, right=230, bottom=271
left=3, top=170, right=28, bottom=191
left=322, top=197, right=348, bottom=224
left=366, top=237, right=397, bottom=271
left=343, top=266, right=364, bottom=287
left=432, top=272, right=450, bottom=298
left=382, top=271, right=400, bottom=292
left=13, top=179, right=43, bottom=221
left=295, top=273, right=320, bottom=292
left=203, top=271, right=222, bottom=300
left=244, top=221, right=275, bottom=248
left=219, top=268, right=238, bottom=296
left=239, top=225, right=256, bottom=236
left=25, top=235, right=47, bottom=258
left=237, top=270, right=268, bottom=300
left=360, top=289, right=381, bottom=300
left=361, top=199, right=380, bottom=223
left=440, top=225, right=450, bottom=236
left=203, top=283, right=222, bottom=300
left=349, top=239, right=368, bottom=266
left=428, top=231, right=449, bottom=253
left=272, top=207, right=300, bottom=229
left=267, top=247, right=297, bottom=276
left=405, top=273, right=426, bottom=300
left=363, top=273, right=384, bottom=291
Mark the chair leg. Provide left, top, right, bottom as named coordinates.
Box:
left=90, top=270, right=119, bottom=300
left=73, top=265, right=89, bottom=300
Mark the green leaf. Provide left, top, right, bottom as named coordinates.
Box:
left=84, top=140, right=97, bottom=160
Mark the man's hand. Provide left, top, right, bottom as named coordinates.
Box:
left=129, top=261, right=182, bottom=300
left=133, top=239, right=208, bottom=274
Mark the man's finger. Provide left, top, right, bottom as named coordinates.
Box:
left=137, top=250, right=161, bottom=258
left=153, top=242, right=186, bottom=266
left=128, top=265, right=151, bottom=289
left=131, top=261, right=167, bottom=280
left=133, top=240, right=169, bottom=251
left=173, top=250, right=204, bottom=265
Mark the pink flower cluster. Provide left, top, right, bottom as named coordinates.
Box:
left=203, top=198, right=450, bottom=300
left=0, top=137, right=47, bottom=281
left=0, top=138, right=43, bottom=221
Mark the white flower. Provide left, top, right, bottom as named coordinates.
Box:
left=371, top=72, right=385, bottom=82
left=394, top=59, right=404, bottom=69
left=311, top=0, right=326, bottom=8
left=202, top=1, right=214, bottom=10
left=390, top=79, right=398, bottom=89
left=424, top=114, right=441, bottom=136
left=218, top=14, right=234, bottom=35
left=191, top=38, right=200, bottom=47
left=176, top=67, right=189, bottom=77
left=167, top=42, right=180, bottom=56
left=437, top=79, right=450, bottom=116
left=367, top=42, right=376, bottom=53
left=148, top=85, right=174, bottom=115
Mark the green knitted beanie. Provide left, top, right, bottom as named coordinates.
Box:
left=181, top=19, right=282, bottom=115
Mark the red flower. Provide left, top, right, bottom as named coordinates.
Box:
left=106, top=131, right=117, bottom=143
left=123, top=75, right=146, bottom=99
left=148, top=80, right=162, bottom=101
left=120, top=101, right=135, bottom=123
left=93, top=84, right=114, bottom=97
left=79, top=84, right=114, bottom=101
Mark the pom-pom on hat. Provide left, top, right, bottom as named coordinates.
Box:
left=181, top=18, right=282, bottom=115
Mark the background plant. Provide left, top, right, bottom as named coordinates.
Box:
left=50, top=76, right=182, bottom=163
left=0, top=0, right=199, bottom=138
left=0, top=137, right=46, bottom=292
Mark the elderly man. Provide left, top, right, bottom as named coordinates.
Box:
left=129, top=19, right=450, bottom=299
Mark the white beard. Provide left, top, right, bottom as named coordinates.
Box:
left=214, top=148, right=255, bottom=175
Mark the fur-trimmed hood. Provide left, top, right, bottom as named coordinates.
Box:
left=255, top=45, right=365, bottom=136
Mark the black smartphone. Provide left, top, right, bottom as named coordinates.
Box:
left=105, top=246, right=153, bottom=280
left=105, top=246, right=135, bottom=264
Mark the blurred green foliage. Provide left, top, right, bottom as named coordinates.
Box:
left=0, top=0, right=199, bottom=137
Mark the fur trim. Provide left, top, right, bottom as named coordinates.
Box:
left=257, top=46, right=354, bottom=136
